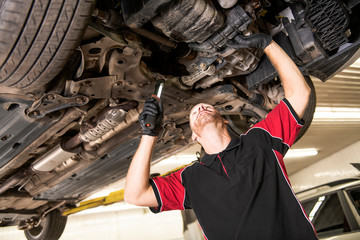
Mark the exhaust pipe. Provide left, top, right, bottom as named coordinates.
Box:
left=62, top=108, right=126, bottom=150
left=31, top=143, right=76, bottom=172
left=0, top=172, right=27, bottom=195
left=32, top=108, right=127, bottom=173
left=31, top=109, right=126, bottom=172
left=0, top=108, right=129, bottom=194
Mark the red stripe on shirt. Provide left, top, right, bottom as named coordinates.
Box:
left=151, top=167, right=187, bottom=211
left=217, top=155, right=230, bottom=179
left=253, top=100, right=302, bottom=148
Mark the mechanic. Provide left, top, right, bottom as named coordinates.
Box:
left=124, top=34, right=318, bottom=240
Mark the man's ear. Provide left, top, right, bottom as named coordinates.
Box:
left=191, top=132, right=198, bottom=142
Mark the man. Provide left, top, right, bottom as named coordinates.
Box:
left=124, top=34, right=318, bottom=239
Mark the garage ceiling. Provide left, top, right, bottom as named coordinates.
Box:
left=286, top=58, right=360, bottom=175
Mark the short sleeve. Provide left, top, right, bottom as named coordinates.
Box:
left=149, top=167, right=191, bottom=213
left=251, top=99, right=304, bottom=154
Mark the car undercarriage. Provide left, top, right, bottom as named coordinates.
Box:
left=0, top=0, right=359, bottom=239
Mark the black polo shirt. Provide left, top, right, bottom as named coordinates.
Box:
left=149, top=99, right=318, bottom=240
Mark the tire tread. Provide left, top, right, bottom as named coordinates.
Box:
left=0, top=0, right=96, bottom=89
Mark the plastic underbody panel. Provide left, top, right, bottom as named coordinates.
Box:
left=36, top=136, right=141, bottom=200
left=0, top=98, right=54, bottom=169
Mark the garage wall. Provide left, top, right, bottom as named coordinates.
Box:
left=0, top=204, right=186, bottom=240
left=290, top=140, right=360, bottom=193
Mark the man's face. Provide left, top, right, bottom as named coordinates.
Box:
left=189, top=103, right=223, bottom=137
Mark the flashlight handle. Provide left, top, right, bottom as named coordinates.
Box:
left=143, top=94, right=159, bottom=130
left=143, top=78, right=165, bottom=130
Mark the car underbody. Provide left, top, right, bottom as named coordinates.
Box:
left=0, top=0, right=359, bottom=238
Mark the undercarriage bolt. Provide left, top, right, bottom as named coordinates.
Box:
left=31, top=110, right=40, bottom=116
left=76, top=97, right=87, bottom=103
left=45, top=94, right=55, bottom=101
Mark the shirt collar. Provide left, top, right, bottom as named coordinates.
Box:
left=201, top=137, right=241, bottom=166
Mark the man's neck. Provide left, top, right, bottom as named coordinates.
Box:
left=199, top=124, right=231, bottom=155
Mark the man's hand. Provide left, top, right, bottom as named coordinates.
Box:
left=139, top=97, right=163, bottom=136
left=227, top=33, right=272, bottom=50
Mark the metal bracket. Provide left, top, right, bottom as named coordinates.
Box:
left=65, top=76, right=116, bottom=99
left=27, top=94, right=89, bottom=119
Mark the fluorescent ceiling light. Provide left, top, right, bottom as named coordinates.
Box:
left=285, top=148, right=318, bottom=158
left=313, top=107, right=360, bottom=122
left=355, top=57, right=360, bottom=65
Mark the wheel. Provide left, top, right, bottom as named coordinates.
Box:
left=0, top=0, right=96, bottom=91
left=24, top=210, right=67, bottom=240
left=226, top=75, right=316, bottom=142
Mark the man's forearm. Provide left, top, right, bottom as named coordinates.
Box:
left=124, top=135, right=158, bottom=206
left=264, top=41, right=310, bottom=118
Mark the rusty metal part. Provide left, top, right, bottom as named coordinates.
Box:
left=40, top=202, right=66, bottom=221
left=190, top=84, right=269, bottom=118
left=17, top=201, right=67, bottom=230
left=130, top=28, right=177, bottom=48
left=62, top=134, right=83, bottom=152
left=88, top=107, right=140, bottom=148
left=65, top=76, right=116, bottom=99
left=190, top=48, right=262, bottom=89
left=159, top=122, right=183, bottom=144
left=177, top=47, right=261, bottom=90
left=26, top=94, right=89, bottom=119
left=230, top=79, right=253, bottom=98
left=180, top=65, right=216, bottom=87
left=63, top=101, right=137, bottom=151
left=66, top=46, right=153, bottom=100
left=151, top=0, right=224, bottom=43
left=92, top=8, right=123, bottom=29
left=188, top=6, right=252, bottom=54
left=79, top=108, right=126, bottom=142
left=78, top=35, right=124, bottom=74
left=0, top=172, right=27, bottom=195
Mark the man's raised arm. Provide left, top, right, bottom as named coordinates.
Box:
left=264, top=41, right=310, bottom=118
left=228, top=35, right=311, bottom=118
left=124, top=98, right=163, bottom=207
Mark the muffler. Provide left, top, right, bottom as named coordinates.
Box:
left=31, top=143, right=76, bottom=172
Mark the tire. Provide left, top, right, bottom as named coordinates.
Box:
left=0, top=0, right=96, bottom=90
left=24, top=210, right=67, bottom=240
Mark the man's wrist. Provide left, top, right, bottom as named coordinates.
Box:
left=263, top=40, right=275, bottom=54
left=141, top=135, right=158, bottom=142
